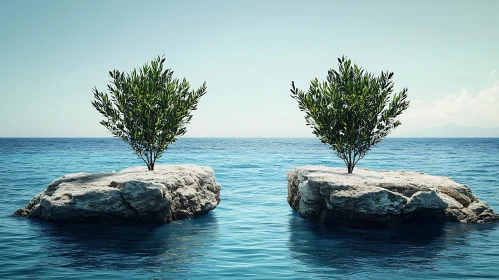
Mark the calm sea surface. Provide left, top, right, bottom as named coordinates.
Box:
left=0, top=138, right=498, bottom=279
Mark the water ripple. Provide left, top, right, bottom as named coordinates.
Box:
left=1, top=138, right=499, bottom=279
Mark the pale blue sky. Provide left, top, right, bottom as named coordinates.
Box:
left=1, top=0, right=498, bottom=137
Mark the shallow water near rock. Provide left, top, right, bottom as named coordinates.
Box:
left=1, top=138, right=499, bottom=279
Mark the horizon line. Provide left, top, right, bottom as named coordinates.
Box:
left=0, top=137, right=498, bottom=139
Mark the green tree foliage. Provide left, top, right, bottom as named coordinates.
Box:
left=92, top=56, right=206, bottom=171
left=290, top=56, right=410, bottom=173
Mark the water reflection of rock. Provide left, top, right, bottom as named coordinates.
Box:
left=34, top=213, right=219, bottom=272
left=287, top=212, right=497, bottom=272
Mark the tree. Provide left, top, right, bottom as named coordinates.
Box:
left=290, top=56, right=410, bottom=173
left=92, top=56, right=206, bottom=171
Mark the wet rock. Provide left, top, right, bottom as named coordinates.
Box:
left=14, top=165, right=221, bottom=224
left=287, top=166, right=498, bottom=225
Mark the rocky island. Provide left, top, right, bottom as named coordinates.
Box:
left=14, top=164, right=221, bottom=223
left=288, top=166, right=498, bottom=225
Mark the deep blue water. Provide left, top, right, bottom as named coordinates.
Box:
left=1, top=138, right=499, bottom=279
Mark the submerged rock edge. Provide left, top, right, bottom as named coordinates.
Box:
left=14, top=164, right=221, bottom=224
left=287, top=166, right=498, bottom=225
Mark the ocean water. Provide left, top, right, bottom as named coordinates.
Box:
left=0, top=138, right=499, bottom=279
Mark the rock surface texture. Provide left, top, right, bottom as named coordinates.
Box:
left=14, top=165, right=221, bottom=223
left=288, top=166, right=498, bottom=225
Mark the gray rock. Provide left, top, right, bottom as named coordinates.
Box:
left=14, top=165, right=221, bottom=223
left=287, top=166, right=498, bottom=225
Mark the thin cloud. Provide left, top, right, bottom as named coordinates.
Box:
left=395, top=81, right=499, bottom=132
left=490, top=70, right=497, bottom=75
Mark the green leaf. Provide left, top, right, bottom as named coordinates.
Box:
left=290, top=55, right=410, bottom=173
left=91, top=56, right=207, bottom=171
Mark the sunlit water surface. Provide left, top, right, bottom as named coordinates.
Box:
left=1, top=138, right=498, bottom=279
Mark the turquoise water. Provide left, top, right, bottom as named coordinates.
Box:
left=1, top=138, right=498, bottom=279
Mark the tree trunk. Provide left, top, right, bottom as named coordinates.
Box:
left=147, top=159, right=155, bottom=171
left=346, top=150, right=355, bottom=174
left=147, top=149, right=155, bottom=171
left=347, top=162, right=354, bottom=174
